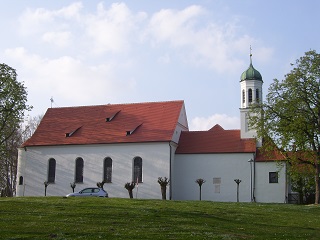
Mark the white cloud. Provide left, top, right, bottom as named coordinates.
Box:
left=42, top=31, right=72, bottom=47
left=144, top=6, right=265, bottom=73
left=4, top=47, right=136, bottom=106
left=84, top=2, right=147, bottom=54
left=190, top=114, right=239, bottom=131
left=18, top=2, right=83, bottom=36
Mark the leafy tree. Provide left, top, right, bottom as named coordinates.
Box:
left=248, top=50, right=320, bottom=204
left=195, top=178, right=206, bottom=200
left=0, top=63, right=32, bottom=196
left=0, top=63, right=31, bottom=146
left=157, top=177, right=170, bottom=200
left=124, top=182, right=135, bottom=199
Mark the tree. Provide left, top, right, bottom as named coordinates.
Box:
left=195, top=178, right=206, bottom=200
left=157, top=177, right=169, bottom=200
left=248, top=50, right=320, bottom=204
left=0, top=63, right=32, bottom=196
left=44, top=181, right=49, bottom=196
left=124, top=182, right=135, bottom=199
left=70, top=182, right=76, bottom=193
left=97, top=180, right=106, bottom=189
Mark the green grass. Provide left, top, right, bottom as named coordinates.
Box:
left=0, top=197, right=319, bottom=239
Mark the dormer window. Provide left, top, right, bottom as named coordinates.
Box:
left=126, top=123, right=142, bottom=136
left=106, top=110, right=120, bottom=122
left=65, top=126, right=81, bottom=137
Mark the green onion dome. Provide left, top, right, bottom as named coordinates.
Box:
left=240, top=60, right=262, bottom=82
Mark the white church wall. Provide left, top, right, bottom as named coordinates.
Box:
left=255, top=161, right=287, bottom=203
left=171, top=104, right=189, bottom=144
left=172, top=153, right=255, bottom=202
left=16, top=142, right=171, bottom=199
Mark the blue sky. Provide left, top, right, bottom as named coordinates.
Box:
left=0, top=0, right=319, bottom=130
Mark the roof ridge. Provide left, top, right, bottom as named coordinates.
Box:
left=47, top=100, right=184, bottom=110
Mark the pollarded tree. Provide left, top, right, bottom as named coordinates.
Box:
left=248, top=50, right=320, bottom=204
left=158, top=177, right=170, bottom=200
left=124, top=182, right=135, bottom=199
left=195, top=178, right=206, bottom=201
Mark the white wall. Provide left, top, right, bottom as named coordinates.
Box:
left=255, top=161, right=287, bottom=203
left=16, top=142, right=171, bottom=199
left=172, top=153, right=255, bottom=202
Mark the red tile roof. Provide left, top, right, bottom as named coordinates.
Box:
left=22, top=100, right=185, bottom=147
left=176, top=124, right=256, bottom=154
left=255, top=148, right=287, bottom=162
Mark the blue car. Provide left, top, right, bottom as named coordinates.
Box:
left=66, top=187, right=108, bottom=197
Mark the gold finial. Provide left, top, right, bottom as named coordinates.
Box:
left=250, top=45, right=252, bottom=64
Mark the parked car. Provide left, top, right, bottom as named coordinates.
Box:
left=66, top=187, right=108, bottom=197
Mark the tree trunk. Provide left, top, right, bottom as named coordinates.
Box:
left=161, top=186, right=167, bottom=200
left=128, top=189, right=133, bottom=199
left=315, top=162, right=320, bottom=204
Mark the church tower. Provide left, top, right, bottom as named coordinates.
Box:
left=240, top=49, right=263, bottom=145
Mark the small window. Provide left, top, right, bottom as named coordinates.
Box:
left=248, top=88, right=252, bottom=103
left=213, top=177, right=221, bottom=184
left=256, top=89, right=260, bottom=102
left=75, top=157, right=84, bottom=183
left=19, top=176, right=23, bottom=185
left=269, top=172, right=278, bottom=183
left=133, top=157, right=142, bottom=183
left=242, top=90, right=245, bottom=103
left=103, top=157, right=112, bottom=183
left=47, top=158, right=56, bottom=183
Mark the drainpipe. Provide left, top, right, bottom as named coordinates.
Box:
left=253, top=153, right=256, bottom=202
left=169, top=142, right=172, bottom=200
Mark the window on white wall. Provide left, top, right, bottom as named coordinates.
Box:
left=133, top=157, right=142, bottom=183
left=19, top=176, right=23, bottom=185
left=103, top=157, right=112, bottom=183
left=213, top=177, right=221, bottom=193
left=248, top=88, right=253, bottom=103
left=48, top=158, right=56, bottom=183
left=269, top=172, right=278, bottom=183
left=75, top=157, right=84, bottom=183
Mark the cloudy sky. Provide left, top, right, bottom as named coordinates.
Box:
left=0, top=0, right=319, bottom=130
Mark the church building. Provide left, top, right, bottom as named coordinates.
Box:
left=16, top=57, right=291, bottom=203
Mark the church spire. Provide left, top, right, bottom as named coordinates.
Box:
left=250, top=45, right=252, bottom=65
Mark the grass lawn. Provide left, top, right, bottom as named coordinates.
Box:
left=0, top=197, right=319, bottom=239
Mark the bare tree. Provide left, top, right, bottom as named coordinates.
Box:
left=195, top=178, right=206, bottom=201
left=158, top=177, right=170, bottom=200
left=124, top=182, right=135, bottom=199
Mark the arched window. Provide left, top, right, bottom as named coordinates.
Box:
left=48, top=158, right=56, bottom=183
left=256, top=89, right=260, bottom=103
left=242, top=90, right=245, bottom=103
left=19, top=176, right=23, bottom=185
left=133, top=157, right=142, bottom=183
left=103, top=157, right=112, bottom=183
left=248, top=88, right=253, bottom=103
left=75, top=157, right=84, bottom=183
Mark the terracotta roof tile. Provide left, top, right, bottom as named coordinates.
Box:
left=22, top=100, right=185, bottom=147
left=255, top=148, right=286, bottom=162
left=176, top=124, right=256, bottom=154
